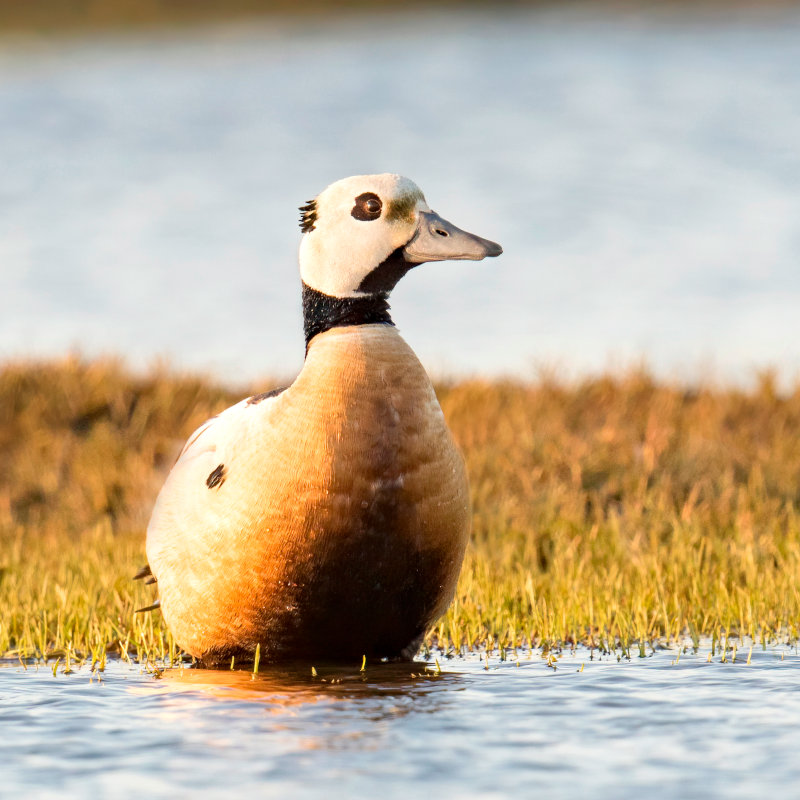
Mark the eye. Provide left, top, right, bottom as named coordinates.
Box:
left=351, top=192, right=382, bottom=221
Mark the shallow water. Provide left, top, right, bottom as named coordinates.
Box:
left=1, top=8, right=800, bottom=383
left=3, top=643, right=800, bottom=798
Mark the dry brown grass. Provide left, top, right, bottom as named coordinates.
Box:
left=1, top=357, right=799, bottom=663
left=436, top=372, right=800, bottom=652
left=2, top=0, right=794, bottom=36
left=0, top=0, right=557, bottom=36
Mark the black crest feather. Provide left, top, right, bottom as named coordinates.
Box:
left=299, top=199, right=318, bottom=233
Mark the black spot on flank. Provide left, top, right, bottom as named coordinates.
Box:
left=206, top=464, right=226, bottom=489
left=247, top=387, right=286, bottom=405
left=299, top=199, right=317, bottom=233
left=351, top=192, right=382, bottom=221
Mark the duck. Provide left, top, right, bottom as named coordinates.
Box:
left=140, top=173, right=502, bottom=665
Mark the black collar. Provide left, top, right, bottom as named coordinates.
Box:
left=302, top=246, right=420, bottom=352
left=302, top=283, right=394, bottom=351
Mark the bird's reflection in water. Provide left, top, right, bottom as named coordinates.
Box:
left=129, top=659, right=464, bottom=739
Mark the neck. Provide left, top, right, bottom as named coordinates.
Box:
left=302, top=283, right=394, bottom=351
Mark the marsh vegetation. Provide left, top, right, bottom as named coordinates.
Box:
left=2, top=358, right=798, bottom=668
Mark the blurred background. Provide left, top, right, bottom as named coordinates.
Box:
left=1, top=0, right=799, bottom=386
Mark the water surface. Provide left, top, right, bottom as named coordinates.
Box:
left=3, top=644, right=800, bottom=798
left=1, top=8, right=799, bottom=383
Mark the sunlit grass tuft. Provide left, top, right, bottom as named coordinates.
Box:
left=433, top=372, right=800, bottom=653
left=1, top=358, right=799, bottom=665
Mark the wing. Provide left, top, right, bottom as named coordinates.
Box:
left=144, top=387, right=286, bottom=587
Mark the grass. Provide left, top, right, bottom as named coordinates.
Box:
left=0, top=0, right=562, bottom=36
left=1, top=357, right=799, bottom=666
left=1, top=0, right=793, bottom=37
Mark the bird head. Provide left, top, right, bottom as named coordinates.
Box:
left=298, top=173, right=502, bottom=298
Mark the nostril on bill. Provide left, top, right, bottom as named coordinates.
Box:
left=435, top=228, right=449, bottom=237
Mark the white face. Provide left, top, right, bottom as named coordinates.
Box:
left=299, top=174, right=429, bottom=298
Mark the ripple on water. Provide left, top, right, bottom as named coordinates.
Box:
left=2, top=643, right=800, bottom=798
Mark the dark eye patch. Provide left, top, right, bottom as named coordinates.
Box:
left=351, top=192, right=383, bottom=221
